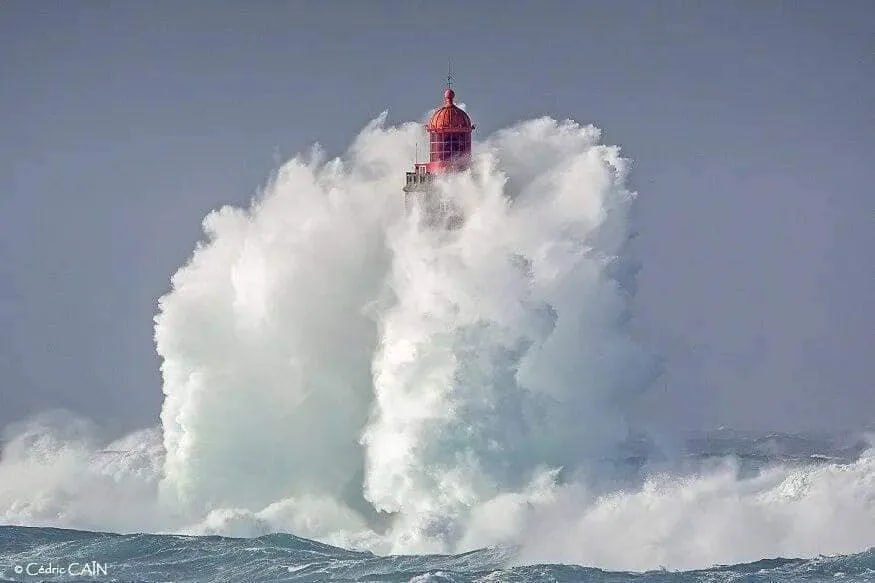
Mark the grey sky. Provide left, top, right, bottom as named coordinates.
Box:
left=1, top=1, right=872, bottom=436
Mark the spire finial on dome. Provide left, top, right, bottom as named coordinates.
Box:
left=444, top=59, right=456, bottom=104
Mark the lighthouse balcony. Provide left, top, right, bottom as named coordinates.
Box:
left=403, top=164, right=433, bottom=192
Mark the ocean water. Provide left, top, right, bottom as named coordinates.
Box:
left=1, top=524, right=873, bottom=583
left=2, top=431, right=872, bottom=583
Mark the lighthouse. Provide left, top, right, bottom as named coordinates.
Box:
left=403, top=80, right=475, bottom=227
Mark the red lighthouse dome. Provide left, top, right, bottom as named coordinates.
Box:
left=427, top=89, right=473, bottom=132
left=425, top=87, right=474, bottom=172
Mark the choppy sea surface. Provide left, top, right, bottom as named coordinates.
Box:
left=1, top=431, right=872, bottom=583
left=1, top=525, right=873, bottom=583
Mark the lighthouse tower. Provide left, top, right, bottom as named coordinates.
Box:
left=403, top=80, right=474, bottom=226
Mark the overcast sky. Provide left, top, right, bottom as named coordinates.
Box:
left=1, top=1, right=872, bottom=436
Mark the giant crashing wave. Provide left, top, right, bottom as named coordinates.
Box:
left=0, top=115, right=873, bottom=574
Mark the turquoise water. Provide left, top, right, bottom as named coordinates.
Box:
left=1, top=525, right=873, bottom=583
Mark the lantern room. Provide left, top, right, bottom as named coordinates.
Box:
left=425, top=88, right=474, bottom=173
